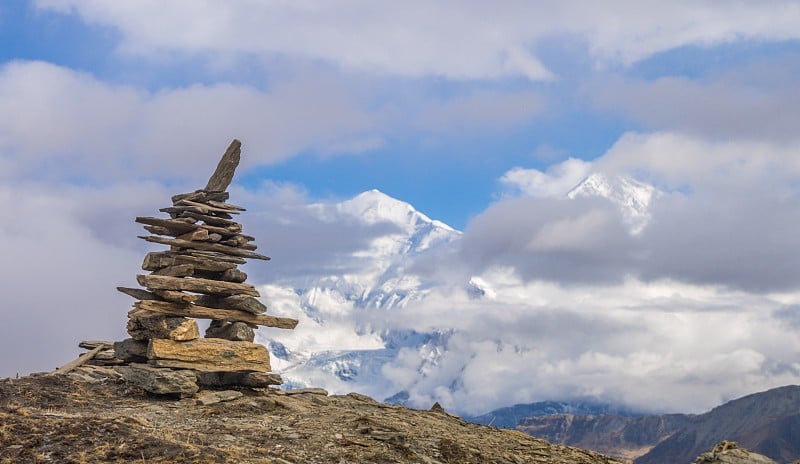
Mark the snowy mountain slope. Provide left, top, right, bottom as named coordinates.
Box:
left=567, top=173, right=660, bottom=234
left=257, top=178, right=660, bottom=410
left=256, top=190, right=461, bottom=400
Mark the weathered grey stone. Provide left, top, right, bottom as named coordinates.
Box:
left=78, top=340, right=114, bottom=350
left=195, top=294, right=267, bottom=315
left=195, top=390, right=243, bottom=406
left=205, top=320, right=255, bottom=342
left=205, top=139, right=241, bottom=192
left=114, top=338, right=149, bottom=362
left=281, top=388, right=329, bottom=396
left=221, top=268, right=247, bottom=283
left=195, top=371, right=283, bottom=388
left=118, top=363, right=198, bottom=397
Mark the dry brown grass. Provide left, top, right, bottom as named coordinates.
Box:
left=0, top=370, right=621, bottom=464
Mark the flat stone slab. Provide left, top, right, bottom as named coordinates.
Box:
left=147, top=338, right=271, bottom=372
left=278, top=388, right=329, bottom=396
left=196, top=390, right=243, bottom=406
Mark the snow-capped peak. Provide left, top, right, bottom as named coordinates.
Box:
left=338, top=189, right=455, bottom=233
left=262, top=189, right=462, bottom=399
left=567, top=173, right=660, bottom=234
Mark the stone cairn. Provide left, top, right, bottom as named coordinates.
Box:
left=59, top=140, right=298, bottom=397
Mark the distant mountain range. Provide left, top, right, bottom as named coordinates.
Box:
left=517, top=412, right=694, bottom=462
left=466, top=399, right=640, bottom=429
left=500, top=385, right=800, bottom=463
left=257, top=174, right=669, bottom=412
left=636, top=385, right=800, bottom=464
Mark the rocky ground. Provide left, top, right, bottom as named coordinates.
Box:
left=0, top=366, right=621, bottom=464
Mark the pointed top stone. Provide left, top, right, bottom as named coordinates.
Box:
left=205, top=139, right=241, bottom=192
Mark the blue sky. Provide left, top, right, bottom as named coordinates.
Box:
left=1, top=0, right=753, bottom=228
left=3, top=1, right=800, bottom=412
left=3, top=1, right=798, bottom=228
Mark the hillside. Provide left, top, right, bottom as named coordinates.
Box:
left=0, top=367, right=622, bottom=464
left=517, top=413, right=694, bottom=462
left=467, top=399, right=640, bottom=429
left=636, top=385, right=800, bottom=464
left=500, top=385, right=800, bottom=464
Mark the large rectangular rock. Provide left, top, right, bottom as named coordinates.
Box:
left=147, top=338, right=271, bottom=372
left=196, top=371, right=282, bottom=388
left=195, top=294, right=267, bottom=315
left=138, top=235, right=269, bottom=261
left=137, top=274, right=260, bottom=297
left=118, top=363, right=198, bottom=397
left=133, top=300, right=297, bottom=329
left=142, top=251, right=238, bottom=272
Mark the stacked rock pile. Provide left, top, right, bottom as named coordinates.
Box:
left=59, top=140, right=298, bottom=396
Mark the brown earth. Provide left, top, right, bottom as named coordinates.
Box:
left=0, top=366, right=622, bottom=464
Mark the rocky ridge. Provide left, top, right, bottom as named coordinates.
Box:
left=0, top=369, right=623, bottom=464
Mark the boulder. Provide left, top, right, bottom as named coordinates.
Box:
left=694, top=441, right=777, bottom=464
left=147, top=338, right=271, bottom=372
left=205, top=320, right=255, bottom=342
left=118, top=363, right=198, bottom=397
left=127, top=310, right=200, bottom=341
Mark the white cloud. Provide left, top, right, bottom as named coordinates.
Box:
left=471, top=132, right=800, bottom=291
left=379, top=274, right=800, bottom=414
left=501, top=157, right=592, bottom=198
left=596, top=131, right=800, bottom=188
left=0, top=60, right=379, bottom=183
left=588, top=59, right=800, bottom=142
left=0, top=60, right=546, bottom=186
left=0, top=181, right=165, bottom=377
left=527, top=209, right=614, bottom=252
left=35, top=0, right=800, bottom=80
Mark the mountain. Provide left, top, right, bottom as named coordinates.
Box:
left=467, top=399, right=640, bottom=429
left=258, top=189, right=461, bottom=402
left=0, top=367, right=624, bottom=464
left=517, top=413, right=695, bottom=462
left=567, top=173, right=660, bottom=234
left=499, top=385, right=800, bottom=464
left=258, top=180, right=661, bottom=414
left=636, top=385, right=800, bottom=464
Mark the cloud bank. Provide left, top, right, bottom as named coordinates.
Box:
left=35, top=1, right=800, bottom=79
